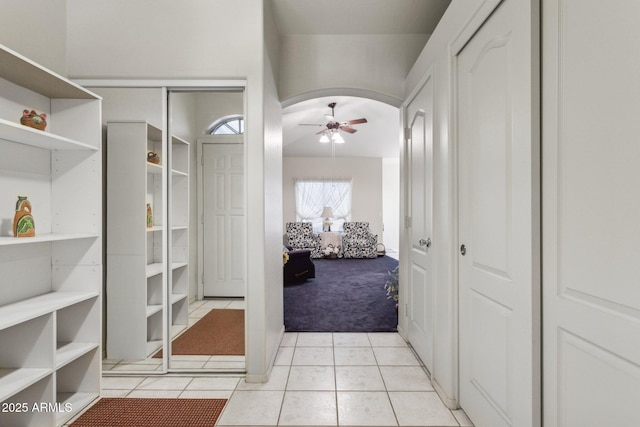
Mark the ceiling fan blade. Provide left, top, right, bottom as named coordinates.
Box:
left=345, top=118, right=368, bottom=125
left=339, top=126, right=357, bottom=134
left=298, top=123, right=325, bottom=126
left=316, top=129, right=329, bottom=135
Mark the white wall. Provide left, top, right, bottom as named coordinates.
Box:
left=278, top=34, right=429, bottom=105
left=66, top=0, right=281, bottom=381
left=195, top=92, right=244, bottom=134
left=382, top=158, right=400, bottom=252
left=283, top=157, right=383, bottom=239
left=0, top=0, right=67, bottom=75
left=261, top=26, right=285, bottom=380
left=93, top=88, right=164, bottom=130
left=66, top=0, right=261, bottom=79
left=169, top=92, right=198, bottom=143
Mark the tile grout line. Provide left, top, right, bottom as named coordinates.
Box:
left=280, top=333, right=299, bottom=426
left=332, top=333, right=339, bottom=427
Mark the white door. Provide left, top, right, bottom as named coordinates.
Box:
left=404, top=77, right=434, bottom=369
left=457, top=1, right=540, bottom=426
left=543, top=1, right=640, bottom=426
left=202, top=143, right=245, bottom=297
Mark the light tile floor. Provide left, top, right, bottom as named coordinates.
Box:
left=102, top=299, right=246, bottom=372
left=93, top=332, right=474, bottom=427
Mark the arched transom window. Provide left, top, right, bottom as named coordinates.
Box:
left=209, top=115, right=244, bottom=135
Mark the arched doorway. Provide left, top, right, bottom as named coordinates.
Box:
left=281, top=94, right=401, bottom=332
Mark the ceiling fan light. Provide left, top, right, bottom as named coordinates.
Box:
left=319, top=134, right=330, bottom=143
left=333, top=133, right=345, bottom=144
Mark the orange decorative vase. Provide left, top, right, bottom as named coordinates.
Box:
left=13, top=196, right=35, bottom=237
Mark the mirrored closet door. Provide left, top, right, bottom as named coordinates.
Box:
left=85, top=83, right=246, bottom=374
left=167, top=89, right=246, bottom=372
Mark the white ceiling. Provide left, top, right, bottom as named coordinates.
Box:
left=270, top=0, right=450, bottom=35
left=272, top=0, right=451, bottom=158
left=282, top=96, right=400, bottom=158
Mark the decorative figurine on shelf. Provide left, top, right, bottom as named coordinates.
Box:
left=146, top=203, right=153, bottom=228
left=20, top=109, right=47, bottom=131
left=13, top=196, right=35, bottom=237
left=147, top=152, right=160, bottom=164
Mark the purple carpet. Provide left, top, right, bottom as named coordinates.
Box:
left=284, top=256, right=398, bottom=332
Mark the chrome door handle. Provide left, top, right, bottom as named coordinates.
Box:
left=419, top=238, right=431, bottom=248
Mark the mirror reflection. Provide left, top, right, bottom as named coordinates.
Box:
left=94, top=86, right=246, bottom=374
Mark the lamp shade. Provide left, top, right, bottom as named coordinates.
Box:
left=332, top=132, right=345, bottom=144
left=321, top=207, right=334, bottom=218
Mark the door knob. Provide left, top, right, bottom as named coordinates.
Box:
left=419, top=238, right=431, bottom=248
left=460, top=244, right=466, bottom=256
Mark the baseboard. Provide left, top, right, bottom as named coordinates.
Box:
left=396, top=324, right=407, bottom=337
left=244, top=373, right=269, bottom=383
left=432, top=377, right=459, bottom=409
left=245, top=325, right=285, bottom=384
left=274, top=324, right=285, bottom=365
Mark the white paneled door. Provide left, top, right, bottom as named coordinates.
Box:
left=542, top=1, right=640, bottom=426
left=457, top=1, right=540, bottom=426
left=404, top=75, right=434, bottom=370
left=202, top=143, right=245, bottom=297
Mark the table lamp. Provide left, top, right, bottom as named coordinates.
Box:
left=321, top=207, right=334, bottom=231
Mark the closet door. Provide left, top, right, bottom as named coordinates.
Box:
left=403, top=76, right=434, bottom=371
left=542, top=1, right=640, bottom=425
left=457, top=0, right=540, bottom=426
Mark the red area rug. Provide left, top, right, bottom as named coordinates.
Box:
left=155, top=309, right=245, bottom=357
left=70, top=398, right=226, bottom=427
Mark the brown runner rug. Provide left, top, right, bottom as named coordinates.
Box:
left=155, top=309, right=245, bottom=357
left=70, top=398, right=226, bottom=427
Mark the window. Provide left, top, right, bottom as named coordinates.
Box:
left=295, top=179, right=352, bottom=232
left=209, top=115, right=244, bottom=135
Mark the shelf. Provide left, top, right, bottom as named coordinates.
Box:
left=0, top=233, right=98, bottom=246
left=172, top=225, right=188, bottom=231
left=171, top=324, right=188, bottom=339
left=56, top=392, right=99, bottom=425
left=146, top=263, right=164, bottom=278
left=171, top=262, right=188, bottom=270
left=146, top=340, right=162, bottom=357
left=171, top=135, right=189, bottom=146
left=0, top=44, right=99, bottom=100
left=170, top=293, right=188, bottom=304
left=0, top=368, right=52, bottom=403
left=147, top=162, right=163, bottom=175
left=146, top=226, right=163, bottom=233
left=146, top=304, right=162, bottom=318
left=56, top=342, right=99, bottom=370
left=171, top=169, right=188, bottom=177
left=0, top=118, right=99, bottom=151
left=0, top=292, right=99, bottom=331
left=0, top=45, right=101, bottom=425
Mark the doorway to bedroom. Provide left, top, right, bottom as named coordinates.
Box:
left=281, top=95, right=401, bottom=333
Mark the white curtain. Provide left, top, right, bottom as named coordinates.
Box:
left=295, top=178, right=352, bottom=231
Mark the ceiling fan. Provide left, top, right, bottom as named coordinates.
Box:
left=299, top=102, right=368, bottom=143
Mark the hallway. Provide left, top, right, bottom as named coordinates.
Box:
left=91, top=333, right=473, bottom=426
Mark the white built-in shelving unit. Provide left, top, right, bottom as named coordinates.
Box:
left=169, top=136, right=190, bottom=343
left=106, top=122, right=190, bottom=360
left=0, top=44, right=102, bottom=426
left=107, top=122, right=165, bottom=359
